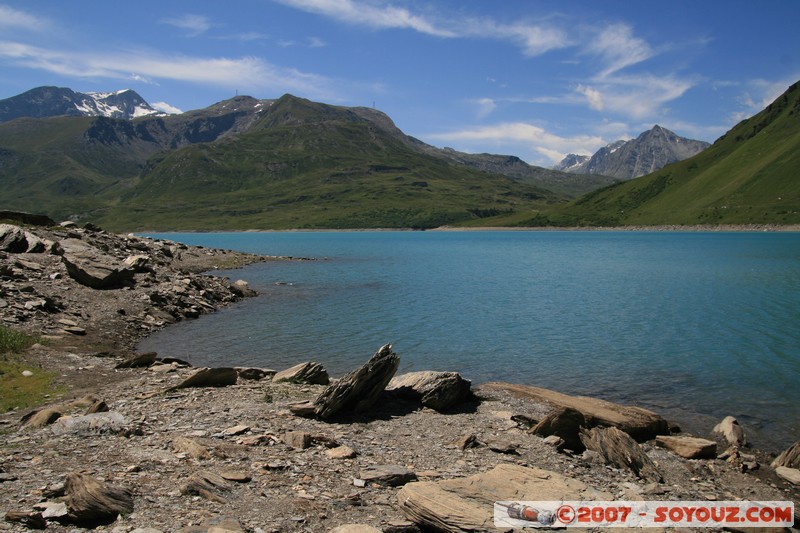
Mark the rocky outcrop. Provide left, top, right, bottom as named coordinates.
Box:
left=397, top=463, right=612, bottom=532
left=481, top=382, right=669, bottom=441
left=311, top=344, right=399, bottom=419
left=56, top=238, right=136, bottom=289
left=386, top=371, right=472, bottom=411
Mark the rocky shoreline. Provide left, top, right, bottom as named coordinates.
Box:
left=1, top=217, right=799, bottom=532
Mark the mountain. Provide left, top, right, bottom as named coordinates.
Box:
left=0, top=86, right=165, bottom=122
left=555, top=126, right=710, bottom=180
left=536, top=82, right=800, bottom=226
left=0, top=92, right=570, bottom=230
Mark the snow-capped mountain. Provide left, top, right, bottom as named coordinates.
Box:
left=555, top=125, right=710, bottom=180
left=0, top=86, right=168, bottom=122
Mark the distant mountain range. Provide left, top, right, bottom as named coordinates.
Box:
left=554, top=125, right=710, bottom=180
left=0, top=86, right=165, bottom=122
left=1, top=84, right=796, bottom=229
left=534, top=82, right=800, bottom=226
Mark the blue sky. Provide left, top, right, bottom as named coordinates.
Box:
left=1, top=1, right=798, bottom=167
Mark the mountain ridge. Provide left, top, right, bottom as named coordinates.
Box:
left=555, top=125, right=710, bottom=180
left=0, top=86, right=165, bottom=122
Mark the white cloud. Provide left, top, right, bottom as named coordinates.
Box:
left=472, top=97, right=496, bottom=119
left=0, top=5, right=48, bottom=31
left=0, top=40, right=339, bottom=100
left=151, top=101, right=183, bottom=114
left=576, top=84, right=604, bottom=111
left=586, top=23, right=654, bottom=78
left=573, top=73, right=694, bottom=120
left=273, top=0, right=455, bottom=37
left=426, top=122, right=606, bottom=165
left=274, top=0, right=572, bottom=56
left=160, top=14, right=213, bottom=37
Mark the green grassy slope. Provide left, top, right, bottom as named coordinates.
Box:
left=530, top=82, right=800, bottom=227
left=98, top=95, right=558, bottom=230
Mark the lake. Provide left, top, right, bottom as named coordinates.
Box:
left=139, top=230, right=800, bottom=451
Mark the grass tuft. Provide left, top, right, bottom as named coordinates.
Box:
left=0, top=325, right=61, bottom=413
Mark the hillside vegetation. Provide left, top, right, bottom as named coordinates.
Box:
left=530, top=82, right=800, bottom=227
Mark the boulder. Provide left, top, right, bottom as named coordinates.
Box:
left=168, top=367, right=238, bottom=390
left=327, top=445, right=357, bottom=459
left=579, top=426, right=663, bottom=483
left=480, top=382, right=669, bottom=441
left=0, top=224, right=29, bottom=253
left=772, top=440, right=800, bottom=468
left=655, top=435, right=717, bottom=459
left=273, top=361, right=330, bottom=385
left=313, top=344, right=399, bottom=419
left=775, top=466, right=800, bottom=485
left=3, top=510, right=47, bottom=529
left=713, top=415, right=746, bottom=446
left=236, top=367, right=275, bottom=381
left=64, top=472, right=134, bottom=526
left=530, top=407, right=587, bottom=452
left=284, top=431, right=312, bottom=449
left=50, top=412, right=128, bottom=436
left=386, top=371, right=472, bottom=412
left=397, top=463, right=611, bottom=532
left=0, top=210, right=55, bottom=227
left=57, top=238, right=135, bottom=289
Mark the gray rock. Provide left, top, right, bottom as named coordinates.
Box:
left=115, top=352, right=157, bottom=369
left=0, top=224, right=30, bottom=253
left=313, top=344, right=399, bottom=419
left=57, top=238, right=135, bottom=289
left=50, top=412, right=128, bottom=436
left=386, top=371, right=472, bottom=411
left=775, top=466, right=800, bottom=485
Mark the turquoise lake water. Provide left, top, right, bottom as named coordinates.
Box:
left=139, top=231, right=800, bottom=451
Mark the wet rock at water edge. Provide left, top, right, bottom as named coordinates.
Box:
left=713, top=415, right=746, bottom=446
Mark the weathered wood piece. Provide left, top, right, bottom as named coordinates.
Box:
left=771, top=440, right=800, bottom=468
left=579, top=426, right=663, bottom=483
left=64, top=472, right=134, bottom=525
left=480, top=382, right=669, bottom=441
left=397, top=463, right=611, bottom=532
left=313, top=344, right=399, bottom=419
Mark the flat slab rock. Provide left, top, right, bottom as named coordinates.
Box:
left=655, top=435, right=717, bottom=459
left=480, top=382, right=668, bottom=441
left=397, top=463, right=611, bottom=532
